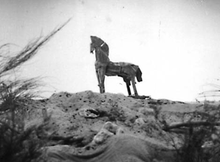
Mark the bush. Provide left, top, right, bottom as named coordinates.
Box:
left=0, top=19, right=70, bottom=162
left=162, top=103, right=220, bottom=162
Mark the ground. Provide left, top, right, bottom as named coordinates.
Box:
left=23, top=90, right=204, bottom=162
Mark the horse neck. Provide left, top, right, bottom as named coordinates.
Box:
left=95, top=48, right=110, bottom=64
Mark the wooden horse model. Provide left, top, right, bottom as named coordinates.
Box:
left=90, top=36, right=143, bottom=97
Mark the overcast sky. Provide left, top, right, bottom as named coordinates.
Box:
left=1, top=0, right=220, bottom=101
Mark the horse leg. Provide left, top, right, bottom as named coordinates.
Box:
left=95, top=68, right=102, bottom=93
left=126, top=81, right=131, bottom=96
left=131, top=77, right=138, bottom=96
left=96, top=67, right=106, bottom=93
left=99, top=67, right=106, bottom=93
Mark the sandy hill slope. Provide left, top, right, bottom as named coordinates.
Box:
left=23, top=91, right=203, bottom=162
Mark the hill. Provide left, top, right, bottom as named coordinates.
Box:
left=19, top=90, right=209, bottom=162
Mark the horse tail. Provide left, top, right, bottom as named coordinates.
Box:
left=136, top=67, right=142, bottom=82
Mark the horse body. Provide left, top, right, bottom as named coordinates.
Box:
left=90, top=36, right=142, bottom=96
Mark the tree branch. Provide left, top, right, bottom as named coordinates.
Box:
left=163, top=121, right=220, bottom=131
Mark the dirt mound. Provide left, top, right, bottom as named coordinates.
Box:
left=23, top=91, right=200, bottom=161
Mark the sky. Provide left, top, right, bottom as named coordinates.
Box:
left=1, top=0, right=220, bottom=102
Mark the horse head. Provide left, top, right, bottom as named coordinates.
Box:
left=90, top=36, right=109, bottom=56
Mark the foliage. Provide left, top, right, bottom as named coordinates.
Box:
left=0, top=19, right=70, bottom=162
left=0, top=122, right=44, bottom=162
left=162, top=103, right=220, bottom=162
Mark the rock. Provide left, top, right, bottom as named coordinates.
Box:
left=139, top=107, right=155, bottom=116
left=135, top=117, right=146, bottom=125
left=46, top=133, right=174, bottom=162
left=78, top=107, right=100, bottom=118
left=93, top=122, right=122, bottom=144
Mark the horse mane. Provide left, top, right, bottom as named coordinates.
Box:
left=90, top=36, right=104, bottom=46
